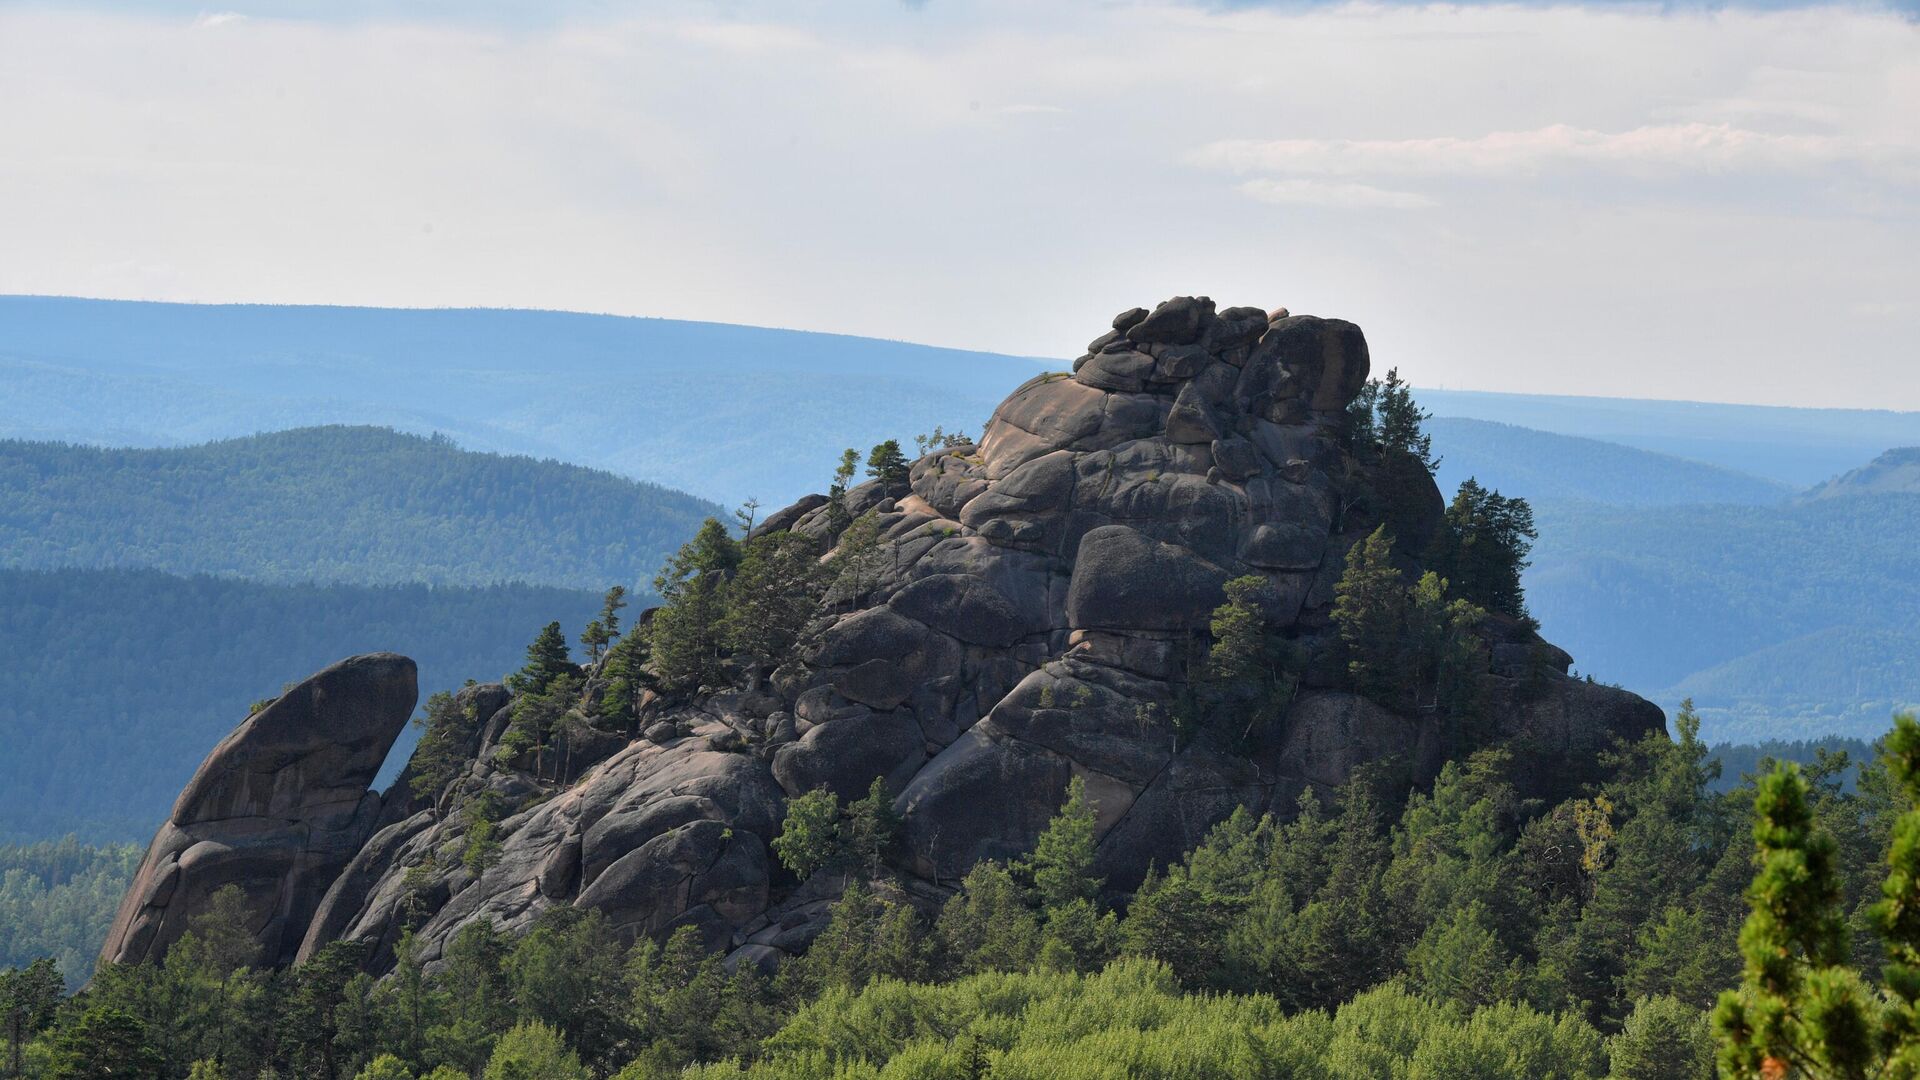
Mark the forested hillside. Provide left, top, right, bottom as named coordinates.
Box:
left=0, top=429, right=719, bottom=588
left=0, top=568, right=607, bottom=840
left=0, top=840, right=140, bottom=988
left=1420, top=387, right=1920, bottom=488
left=1526, top=493, right=1920, bottom=740
left=1429, top=418, right=1788, bottom=507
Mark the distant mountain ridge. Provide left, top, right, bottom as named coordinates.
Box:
left=1418, top=387, right=1920, bottom=489
left=0, top=426, right=721, bottom=589
left=1526, top=493, right=1920, bottom=741
left=1805, top=447, right=1920, bottom=500
left=11, top=296, right=1920, bottom=505
left=0, top=296, right=1050, bottom=506
left=1429, top=417, right=1790, bottom=507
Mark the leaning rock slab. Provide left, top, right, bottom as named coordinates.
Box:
left=100, top=653, right=417, bottom=968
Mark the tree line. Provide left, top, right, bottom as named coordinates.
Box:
left=9, top=708, right=1920, bottom=1078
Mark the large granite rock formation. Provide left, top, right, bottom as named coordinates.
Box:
left=108, top=299, right=1664, bottom=978
left=100, top=653, right=418, bottom=968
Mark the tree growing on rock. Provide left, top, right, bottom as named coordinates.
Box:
left=826, top=448, right=860, bottom=532
left=722, top=532, right=826, bottom=670
left=595, top=632, right=652, bottom=736
left=1204, top=576, right=1299, bottom=746
left=645, top=519, right=741, bottom=693
left=1431, top=478, right=1538, bottom=623
left=1333, top=527, right=1488, bottom=716
left=579, top=586, right=628, bottom=663
left=1333, top=527, right=1410, bottom=700
left=865, top=440, right=910, bottom=487
left=410, top=690, right=481, bottom=805
left=771, top=788, right=841, bottom=882
left=506, top=622, right=578, bottom=698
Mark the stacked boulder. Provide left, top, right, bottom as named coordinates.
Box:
left=105, top=298, right=1663, bottom=977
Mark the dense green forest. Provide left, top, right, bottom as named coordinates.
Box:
left=1527, top=493, right=1920, bottom=741
left=0, top=568, right=610, bottom=840
left=0, top=841, right=140, bottom=989
left=0, top=429, right=718, bottom=589
left=7, top=710, right=1919, bottom=1079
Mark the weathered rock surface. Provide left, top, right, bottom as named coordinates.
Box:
left=112, top=298, right=1666, bottom=977
left=100, top=653, right=417, bottom=968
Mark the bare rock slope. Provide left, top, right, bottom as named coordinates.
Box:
left=106, top=299, right=1662, bottom=976
left=99, top=653, right=418, bottom=967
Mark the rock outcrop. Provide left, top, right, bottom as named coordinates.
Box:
left=100, top=653, right=418, bottom=968
left=109, top=299, right=1664, bottom=977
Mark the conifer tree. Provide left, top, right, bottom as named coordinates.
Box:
left=1375, top=367, right=1437, bottom=471
left=1029, top=776, right=1100, bottom=913
left=45, top=1007, right=164, bottom=1080
left=722, top=532, right=825, bottom=668
left=1432, top=479, right=1538, bottom=621
left=579, top=586, right=627, bottom=663
left=1714, top=761, right=1872, bottom=1078
left=865, top=440, right=911, bottom=486
left=506, top=622, right=576, bottom=698
left=841, top=777, right=902, bottom=879
left=645, top=518, right=741, bottom=693
left=934, top=863, right=1043, bottom=977
left=1332, top=526, right=1409, bottom=700
left=1, top=957, right=63, bottom=1077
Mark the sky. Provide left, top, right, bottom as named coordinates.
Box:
left=1, top=0, right=1916, bottom=409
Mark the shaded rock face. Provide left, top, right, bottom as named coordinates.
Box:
left=115, top=298, right=1665, bottom=977
left=99, top=653, right=418, bottom=969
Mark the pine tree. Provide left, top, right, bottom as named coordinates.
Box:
left=1332, top=526, right=1409, bottom=701
left=827, top=449, right=860, bottom=532
left=596, top=633, right=651, bottom=735
left=578, top=586, right=627, bottom=663
left=1609, top=996, right=1716, bottom=1080
left=506, top=622, right=576, bottom=698
left=45, top=1007, right=164, bottom=1080
left=1432, top=479, right=1537, bottom=621
left=1375, top=367, right=1437, bottom=471
left=1029, top=776, right=1100, bottom=913
left=865, top=440, right=910, bottom=486
left=2, top=957, right=63, bottom=1077
left=934, top=862, right=1043, bottom=977
left=841, top=777, right=902, bottom=879
left=645, top=518, right=741, bottom=693
left=722, top=532, right=825, bottom=668
left=410, top=690, right=480, bottom=805
left=1714, top=761, right=1871, bottom=1078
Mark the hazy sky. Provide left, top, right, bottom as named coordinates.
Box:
left=2, top=1, right=1916, bottom=408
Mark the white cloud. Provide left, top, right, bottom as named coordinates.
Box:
left=1237, top=177, right=1436, bottom=209
left=0, top=1, right=1915, bottom=409
left=1198, top=122, right=1914, bottom=179
left=192, top=11, right=245, bottom=27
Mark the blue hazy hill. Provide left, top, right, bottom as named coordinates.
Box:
left=0, top=296, right=1051, bottom=507
left=1429, top=417, right=1790, bottom=507
left=1419, top=388, right=1920, bottom=489
left=0, top=426, right=721, bottom=589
